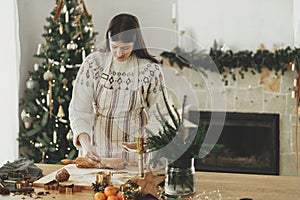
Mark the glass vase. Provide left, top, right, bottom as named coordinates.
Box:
left=165, top=158, right=195, bottom=196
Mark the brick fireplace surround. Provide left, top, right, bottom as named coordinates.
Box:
left=163, top=66, right=300, bottom=176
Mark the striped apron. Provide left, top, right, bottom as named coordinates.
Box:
left=91, top=58, right=146, bottom=162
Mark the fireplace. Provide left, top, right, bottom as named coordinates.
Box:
left=189, top=111, right=279, bottom=175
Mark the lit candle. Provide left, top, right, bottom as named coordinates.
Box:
left=291, top=90, right=296, bottom=98
left=294, top=78, right=298, bottom=87
left=137, top=136, right=144, bottom=177
left=172, top=3, right=176, bottom=19
left=37, top=43, right=42, bottom=55
left=63, top=5, right=67, bottom=13
left=292, top=63, right=295, bottom=71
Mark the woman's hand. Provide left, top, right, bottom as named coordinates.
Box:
left=78, top=133, right=101, bottom=165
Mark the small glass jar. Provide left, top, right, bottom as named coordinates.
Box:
left=164, top=158, right=195, bottom=196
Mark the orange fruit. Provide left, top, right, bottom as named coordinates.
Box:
left=117, top=192, right=126, bottom=200
left=107, top=196, right=118, bottom=200
left=94, top=192, right=107, bottom=200
left=104, top=186, right=117, bottom=197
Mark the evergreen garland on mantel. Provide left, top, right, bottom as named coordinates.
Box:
left=160, top=41, right=300, bottom=85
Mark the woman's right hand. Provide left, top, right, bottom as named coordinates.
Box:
left=78, top=133, right=101, bottom=165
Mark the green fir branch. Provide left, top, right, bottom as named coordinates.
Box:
left=161, top=42, right=300, bottom=86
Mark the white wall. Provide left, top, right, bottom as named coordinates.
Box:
left=0, top=0, right=19, bottom=165
left=294, top=0, right=300, bottom=46
left=178, top=0, right=294, bottom=51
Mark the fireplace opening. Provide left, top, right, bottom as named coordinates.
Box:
left=189, top=111, right=279, bottom=175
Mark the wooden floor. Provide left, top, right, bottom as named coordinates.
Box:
left=1, top=164, right=300, bottom=200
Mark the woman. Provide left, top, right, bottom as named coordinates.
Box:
left=69, top=13, right=169, bottom=166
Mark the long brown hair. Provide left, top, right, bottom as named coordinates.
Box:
left=104, top=13, right=158, bottom=64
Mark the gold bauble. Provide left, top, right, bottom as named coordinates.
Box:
left=57, top=105, right=65, bottom=119
left=66, top=130, right=73, bottom=141
left=23, top=114, right=33, bottom=129
left=43, top=70, right=54, bottom=81
left=59, top=23, right=64, bottom=35
left=62, top=78, right=68, bottom=89
left=24, top=121, right=32, bottom=129
left=26, top=77, right=38, bottom=89
left=67, top=40, right=78, bottom=50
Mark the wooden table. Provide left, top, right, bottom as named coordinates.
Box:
left=1, top=164, right=300, bottom=200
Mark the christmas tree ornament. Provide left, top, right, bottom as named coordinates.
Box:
left=34, top=63, right=39, bottom=71
left=71, top=4, right=77, bottom=12
left=43, top=70, right=54, bottom=81
left=53, top=60, right=60, bottom=65
left=62, top=78, right=68, bottom=89
left=35, top=99, right=41, bottom=105
left=62, top=4, right=67, bottom=13
left=20, top=108, right=27, bottom=121
left=43, top=68, right=54, bottom=118
left=84, top=25, right=89, bottom=32
left=81, top=47, right=86, bottom=61
left=71, top=21, right=77, bottom=27
left=89, top=27, right=93, bottom=37
left=34, top=143, right=43, bottom=148
left=67, top=40, right=78, bottom=50
left=75, top=15, right=83, bottom=38
left=48, top=29, right=52, bottom=34
left=86, top=20, right=93, bottom=37
left=60, top=65, right=66, bottom=73
left=59, top=23, right=64, bottom=35
left=65, top=10, right=69, bottom=23
left=48, top=83, right=53, bottom=118
left=53, top=131, right=57, bottom=144
left=44, top=44, right=49, bottom=51
left=57, top=105, right=65, bottom=120
left=26, top=77, right=38, bottom=90
left=66, top=130, right=73, bottom=141
left=54, top=0, right=64, bottom=21
left=36, top=43, right=42, bottom=55
left=87, top=21, right=92, bottom=27
left=66, top=64, right=73, bottom=68
left=23, top=114, right=33, bottom=129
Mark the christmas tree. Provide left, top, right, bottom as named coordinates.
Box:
left=19, top=0, right=98, bottom=164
